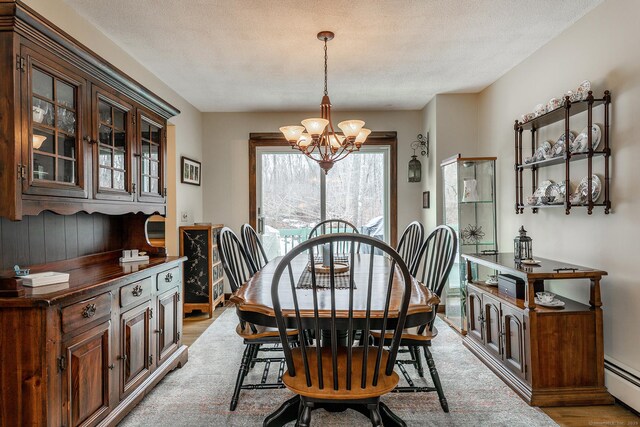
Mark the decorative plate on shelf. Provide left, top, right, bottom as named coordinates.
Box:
left=546, top=181, right=567, bottom=204
left=534, top=298, right=565, bottom=308
left=576, top=174, right=602, bottom=202
left=521, top=259, right=541, bottom=265
left=571, top=124, right=602, bottom=152
left=533, top=180, right=554, bottom=198
left=533, top=141, right=552, bottom=161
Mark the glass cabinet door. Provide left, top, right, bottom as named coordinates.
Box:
left=94, top=90, right=134, bottom=200
left=441, top=156, right=497, bottom=333
left=24, top=47, right=87, bottom=198
left=137, top=112, right=165, bottom=203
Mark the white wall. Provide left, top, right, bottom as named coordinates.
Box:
left=202, top=110, right=423, bottom=232
left=421, top=94, right=480, bottom=231
left=477, top=0, right=640, bottom=409
left=24, top=0, right=204, bottom=255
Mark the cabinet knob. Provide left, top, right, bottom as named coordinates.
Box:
left=118, top=355, right=128, bottom=361
left=82, top=303, right=97, bottom=318
left=165, top=273, right=173, bottom=282
left=132, top=284, right=143, bottom=297
left=155, top=329, right=163, bottom=335
left=108, top=364, right=115, bottom=370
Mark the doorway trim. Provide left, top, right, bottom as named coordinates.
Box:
left=248, top=131, right=398, bottom=246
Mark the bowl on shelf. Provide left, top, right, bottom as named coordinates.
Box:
left=527, top=195, right=539, bottom=206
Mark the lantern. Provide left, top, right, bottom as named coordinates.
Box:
left=514, top=226, right=532, bottom=262
left=408, top=155, right=421, bottom=182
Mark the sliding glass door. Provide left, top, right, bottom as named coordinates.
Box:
left=256, top=147, right=389, bottom=259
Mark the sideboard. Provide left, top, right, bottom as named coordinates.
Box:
left=0, top=254, right=187, bottom=426
left=462, top=253, right=613, bottom=406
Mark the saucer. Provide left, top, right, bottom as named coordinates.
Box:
left=534, top=298, right=565, bottom=308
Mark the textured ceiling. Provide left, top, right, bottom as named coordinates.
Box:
left=65, top=0, right=601, bottom=112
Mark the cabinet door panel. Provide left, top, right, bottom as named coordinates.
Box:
left=21, top=44, right=88, bottom=199
left=157, top=288, right=180, bottom=364
left=120, top=301, right=152, bottom=398
left=467, top=288, right=484, bottom=343
left=136, top=109, right=165, bottom=203
left=93, top=87, right=134, bottom=201
left=62, top=321, right=111, bottom=427
left=483, top=294, right=502, bottom=359
left=502, top=305, right=526, bottom=380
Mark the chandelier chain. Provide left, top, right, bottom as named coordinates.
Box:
left=323, top=38, right=328, bottom=96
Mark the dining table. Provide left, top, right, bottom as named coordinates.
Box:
left=229, top=252, right=440, bottom=426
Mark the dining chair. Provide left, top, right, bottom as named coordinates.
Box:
left=372, top=224, right=457, bottom=412
left=268, top=234, right=413, bottom=426
left=240, top=223, right=269, bottom=272
left=396, top=221, right=424, bottom=276
left=217, top=227, right=298, bottom=411
left=308, top=218, right=360, bottom=254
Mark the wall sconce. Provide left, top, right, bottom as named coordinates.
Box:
left=408, top=133, right=429, bottom=183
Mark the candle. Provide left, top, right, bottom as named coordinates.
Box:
left=322, top=244, right=330, bottom=267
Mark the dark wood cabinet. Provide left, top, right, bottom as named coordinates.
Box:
left=92, top=86, right=135, bottom=202
left=61, top=320, right=112, bottom=427
left=120, top=300, right=153, bottom=399
left=462, top=253, right=613, bottom=407
left=157, top=287, right=180, bottom=364
left=21, top=43, right=89, bottom=199
left=0, top=255, right=187, bottom=426
left=180, top=224, right=225, bottom=318
left=502, top=304, right=526, bottom=380
left=0, top=1, right=179, bottom=220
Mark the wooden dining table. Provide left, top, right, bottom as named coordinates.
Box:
left=229, top=253, right=440, bottom=426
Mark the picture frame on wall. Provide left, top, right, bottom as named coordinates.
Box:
left=423, top=191, right=430, bottom=209
left=181, top=156, right=201, bottom=186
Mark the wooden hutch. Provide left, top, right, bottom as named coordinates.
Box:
left=0, top=1, right=187, bottom=426
left=462, top=253, right=613, bottom=407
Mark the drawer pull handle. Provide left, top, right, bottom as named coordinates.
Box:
left=132, top=285, right=143, bottom=297
left=82, top=303, right=97, bottom=318
left=165, top=273, right=173, bottom=282
left=118, top=355, right=128, bottom=361
left=155, top=329, right=163, bottom=335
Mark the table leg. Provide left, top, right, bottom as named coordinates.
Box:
left=263, top=395, right=300, bottom=427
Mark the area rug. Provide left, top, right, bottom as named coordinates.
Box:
left=119, top=309, right=556, bottom=426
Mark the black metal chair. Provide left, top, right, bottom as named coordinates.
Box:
left=372, top=224, right=457, bottom=412
left=396, top=221, right=424, bottom=276
left=217, top=227, right=297, bottom=411
left=268, top=234, right=413, bottom=427
left=241, top=223, right=269, bottom=272
left=308, top=219, right=360, bottom=254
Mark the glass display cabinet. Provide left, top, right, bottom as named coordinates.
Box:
left=441, top=155, right=497, bottom=333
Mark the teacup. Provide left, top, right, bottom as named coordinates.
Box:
left=548, top=97, right=561, bottom=111
left=536, top=291, right=555, bottom=303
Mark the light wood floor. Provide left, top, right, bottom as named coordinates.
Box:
left=182, top=305, right=639, bottom=426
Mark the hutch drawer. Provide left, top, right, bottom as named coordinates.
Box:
left=61, top=292, right=112, bottom=333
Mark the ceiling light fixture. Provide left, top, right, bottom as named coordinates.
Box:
left=280, top=31, right=370, bottom=173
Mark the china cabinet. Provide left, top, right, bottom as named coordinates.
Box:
left=514, top=91, right=611, bottom=214
left=462, top=253, right=613, bottom=406
left=441, top=155, right=497, bottom=333
left=0, top=0, right=178, bottom=220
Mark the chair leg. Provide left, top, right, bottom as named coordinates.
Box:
left=230, top=344, right=253, bottom=411
left=423, top=346, right=449, bottom=412
left=368, top=403, right=383, bottom=427
left=413, top=346, right=424, bottom=377
left=250, top=343, right=260, bottom=369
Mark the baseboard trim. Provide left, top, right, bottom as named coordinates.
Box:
left=605, top=360, right=640, bottom=413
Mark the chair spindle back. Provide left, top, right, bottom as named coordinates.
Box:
left=217, top=227, right=255, bottom=293
left=396, top=221, right=424, bottom=275
left=271, top=234, right=412, bottom=391
left=241, top=223, right=269, bottom=272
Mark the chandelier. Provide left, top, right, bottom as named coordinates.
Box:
left=280, top=31, right=370, bottom=173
